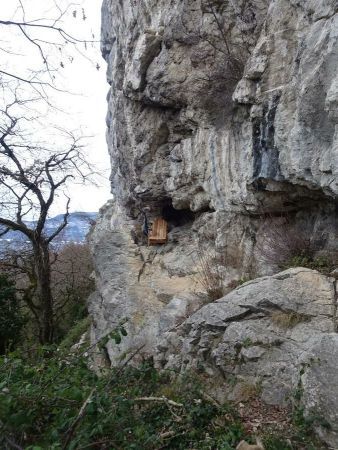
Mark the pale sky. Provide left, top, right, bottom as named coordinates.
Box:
left=0, top=0, right=111, bottom=216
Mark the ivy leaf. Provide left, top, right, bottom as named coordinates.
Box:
left=120, top=327, right=128, bottom=337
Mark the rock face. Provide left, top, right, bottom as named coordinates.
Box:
left=89, top=0, right=338, bottom=446
left=155, top=267, right=338, bottom=446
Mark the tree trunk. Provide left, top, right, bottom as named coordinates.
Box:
left=32, top=239, right=54, bottom=344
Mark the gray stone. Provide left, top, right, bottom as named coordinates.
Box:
left=302, top=334, right=338, bottom=447
left=89, top=1, right=338, bottom=446
left=156, top=268, right=338, bottom=446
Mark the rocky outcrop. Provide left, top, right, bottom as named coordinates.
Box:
left=155, top=267, right=338, bottom=446
left=88, top=199, right=207, bottom=363
left=89, top=0, right=338, bottom=446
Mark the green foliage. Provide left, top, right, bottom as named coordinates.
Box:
left=0, top=349, right=247, bottom=449
left=0, top=348, right=327, bottom=449
left=0, top=324, right=328, bottom=450
left=58, top=316, right=90, bottom=351
left=97, top=320, right=128, bottom=349
left=262, top=429, right=324, bottom=450
left=0, top=274, right=25, bottom=354
left=263, top=434, right=293, bottom=449
left=241, top=337, right=253, bottom=348
left=282, top=255, right=335, bottom=275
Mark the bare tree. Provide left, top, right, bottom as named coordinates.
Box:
left=0, top=97, right=93, bottom=343
left=0, top=2, right=101, bottom=344
left=0, top=241, right=94, bottom=343
left=0, top=1, right=98, bottom=98
left=51, top=242, right=94, bottom=339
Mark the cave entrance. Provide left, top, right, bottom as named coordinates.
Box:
left=161, top=202, right=195, bottom=228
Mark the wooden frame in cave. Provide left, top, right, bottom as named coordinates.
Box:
left=148, top=217, right=168, bottom=245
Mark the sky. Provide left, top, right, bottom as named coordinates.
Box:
left=0, top=0, right=111, bottom=216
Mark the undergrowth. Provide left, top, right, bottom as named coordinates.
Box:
left=0, top=337, right=327, bottom=449
left=0, top=348, right=328, bottom=450
left=195, top=245, right=253, bottom=302
left=58, top=316, right=90, bottom=351
left=0, top=348, right=247, bottom=450
left=195, top=246, right=226, bottom=301
left=281, top=255, right=336, bottom=275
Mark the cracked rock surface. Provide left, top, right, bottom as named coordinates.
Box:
left=156, top=267, right=338, bottom=446
left=89, top=0, right=338, bottom=446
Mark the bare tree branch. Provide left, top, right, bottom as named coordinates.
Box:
left=0, top=94, right=94, bottom=343
left=47, top=197, right=70, bottom=243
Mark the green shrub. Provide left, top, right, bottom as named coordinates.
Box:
left=0, top=349, right=246, bottom=450
left=282, top=255, right=335, bottom=275
left=0, top=348, right=327, bottom=450
left=0, top=330, right=328, bottom=449
left=58, top=316, right=90, bottom=351
left=0, top=274, right=25, bottom=354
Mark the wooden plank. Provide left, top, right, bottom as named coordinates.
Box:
left=148, top=218, right=168, bottom=245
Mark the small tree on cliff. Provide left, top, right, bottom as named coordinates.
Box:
left=0, top=98, right=92, bottom=344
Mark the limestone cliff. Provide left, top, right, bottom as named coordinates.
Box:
left=88, top=0, right=338, bottom=445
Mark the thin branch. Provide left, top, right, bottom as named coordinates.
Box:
left=0, top=20, right=96, bottom=44
left=18, top=0, right=26, bottom=22
left=206, top=0, right=231, bottom=55
left=0, top=227, right=10, bottom=237
left=134, top=397, right=183, bottom=408
left=0, top=69, right=63, bottom=91
left=3, top=436, right=24, bottom=450
left=18, top=24, right=51, bottom=75
left=0, top=217, right=32, bottom=239
left=62, top=388, right=96, bottom=450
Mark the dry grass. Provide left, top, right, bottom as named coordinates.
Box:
left=257, top=216, right=315, bottom=269
left=195, top=245, right=226, bottom=301
left=271, top=311, right=309, bottom=329
left=238, top=382, right=262, bottom=402
left=195, top=243, right=254, bottom=301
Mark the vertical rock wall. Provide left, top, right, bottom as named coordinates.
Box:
left=89, top=0, right=338, bottom=370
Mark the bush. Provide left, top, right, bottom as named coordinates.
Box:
left=0, top=274, right=25, bottom=354
left=58, top=316, right=91, bottom=351
left=258, top=217, right=314, bottom=270
left=282, top=255, right=335, bottom=275
left=257, top=216, right=337, bottom=274
left=195, top=245, right=227, bottom=301
left=0, top=344, right=327, bottom=449
left=0, top=348, right=247, bottom=450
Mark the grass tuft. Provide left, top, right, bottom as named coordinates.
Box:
left=271, top=311, right=309, bottom=329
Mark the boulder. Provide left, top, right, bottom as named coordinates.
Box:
left=156, top=268, right=338, bottom=447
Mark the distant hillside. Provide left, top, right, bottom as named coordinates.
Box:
left=0, top=212, right=97, bottom=252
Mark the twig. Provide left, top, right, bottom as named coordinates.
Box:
left=116, top=344, right=145, bottom=376
left=199, top=390, right=221, bottom=408
left=77, top=439, right=119, bottom=450
left=62, top=342, right=145, bottom=448
left=157, top=431, right=187, bottom=449
left=134, top=396, right=183, bottom=408
left=3, top=436, right=24, bottom=450
left=134, top=395, right=183, bottom=422
left=159, top=430, right=176, bottom=439
left=62, top=388, right=95, bottom=450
